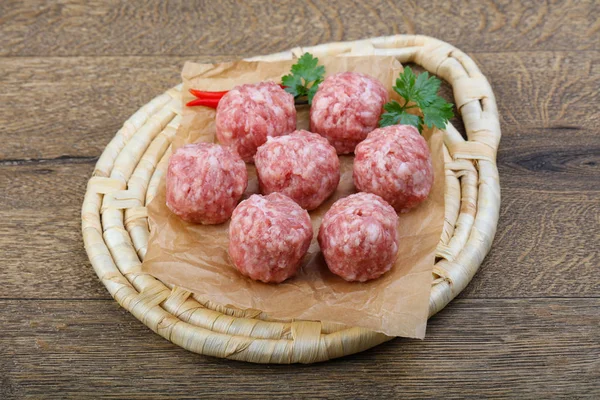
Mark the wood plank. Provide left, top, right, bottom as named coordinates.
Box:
left=0, top=206, right=110, bottom=300
left=1, top=51, right=598, bottom=161
left=0, top=56, right=189, bottom=160
left=1, top=162, right=598, bottom=299
left=1, top=0, right=598, bottom=57
left=463, top=188, right=600, bottom=298
left=1, top=299, right=598, bottom=398
left=484, top=51, right=600, bottom=130
left=2, top=2, right=597, bottom=395
left=0, top=162, right=110, bottom=300
left=498, top=133, right=600, bottom=192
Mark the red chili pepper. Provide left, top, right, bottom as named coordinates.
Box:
left=189, top=88, right=229, bottom=99
left=187, top=83, right=289, bottom=108
left=185, top=98, right=220, bottom=108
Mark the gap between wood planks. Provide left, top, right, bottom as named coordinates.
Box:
left=0, top=155, right=98, bottom=166
left=0, top=297, right=598, bottom=302
left=1, top=49, right=598, bottom=59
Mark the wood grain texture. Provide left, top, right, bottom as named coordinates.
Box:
left=2, top=0, right=600, bottom=396
left=0, top=162, right=111, bottom=300
left=0, top=56, right=189, bottom=160
left=1, top=162, right=598, bottom=299
left=2, top=299, right=598, bottom=399
left=1, top=51, right=598, bottom=160
left=1, top=0, right=598, bottom=57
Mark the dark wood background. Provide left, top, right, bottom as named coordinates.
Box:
left=1, top=1, right=598, bottom=398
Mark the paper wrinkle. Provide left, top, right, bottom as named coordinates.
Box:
left=142, top=56, right=445, bottom=338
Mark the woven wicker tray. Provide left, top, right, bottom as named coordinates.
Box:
left=82, top=35, right=501, bottom=364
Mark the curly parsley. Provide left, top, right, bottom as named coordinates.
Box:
left=379, top=66, right=454, bottom=133
left=282, top=53, right=325, bottom=105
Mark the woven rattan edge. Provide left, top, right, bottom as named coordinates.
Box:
left=82, top=34, right=501, bottom=363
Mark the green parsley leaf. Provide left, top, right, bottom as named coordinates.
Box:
left=393, top=66, right=417, bottom=101
left=379, top=100, right=422, bottom=129
left=381, top=66, right=454, bottom=133
left=281, top=74, right=303, bottom=98
left=282, top=53, right=325, bottom=105
left=399, top=112, right=423, bottom=129
left=422, top=97, right=454, bottom=129
left=413, top=71, right=441, bottom=107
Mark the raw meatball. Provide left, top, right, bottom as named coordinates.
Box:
left=310, top=72, right=389, bottom=154
left=166, top=143, right=247, bottom=224
left=216, top=81, right=296, bottom=162
left=353, top=124, right=433, bottom=212
left=318, top=193, right=399, bottom=282
left=255, top=130, right=340, bottom=210
left=229, top=193, right=313, bottom=283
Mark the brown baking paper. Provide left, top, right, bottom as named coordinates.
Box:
left=142, top=56, right=445, bottom=338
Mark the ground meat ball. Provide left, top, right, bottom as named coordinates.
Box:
left=318, top=193, right=399, bottom=282
left=215, top=81, right=296, bottom=162
left=229, top=193, right=313, bottom=283
left=353, top=124, right=433, bottom=213
left=166, top=143, right=247, bottom=224
left=255, top=130, right=340, bottom=210
left=310, top=72, right=389, bottom=154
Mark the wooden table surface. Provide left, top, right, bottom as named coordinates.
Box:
left=1, top=1, right=599, bottom=398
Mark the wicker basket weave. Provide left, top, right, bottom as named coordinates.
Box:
left=81, top=35, right=501, bottom=364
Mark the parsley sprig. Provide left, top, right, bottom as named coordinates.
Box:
left=282, top=53, right=325, bottom=105
left=379, top=66, right=454, bottom=133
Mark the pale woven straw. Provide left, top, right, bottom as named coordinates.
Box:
left=82, top=35, right=501, bottom=363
